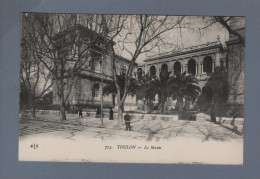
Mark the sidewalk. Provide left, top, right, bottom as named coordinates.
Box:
left=20, top=113, right=243, bottom=141
left=19, top=113, right=244, bottom=164
left=22, top=113, right=126, bottom=130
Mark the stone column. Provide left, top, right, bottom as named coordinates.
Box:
left=197, top=57, right=201, bottom=75
left=172, top=61, right=175, bottom=75
left=212, top=60, right=215, bottom=73
left=223, top=59, right=227, bottom=72
left=196, top=63, right=198, bottom=75
left=195, top=57, right=199, bottom=75
left=215, top=53, right=221, bottom=67
left=181, top=61, right=183, bottom=73
left=145, top=65, right=148, bottom=75
left=201, top=61, right=203, bottom=74
left=183, top=59, right=188, bottom=73
left=221, top=58, right=227, bottom=72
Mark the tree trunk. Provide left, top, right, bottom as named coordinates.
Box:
left=176, top=97, right=184, bottom=112
left=160, top=94, right=166, bottom=113
left=60, top=101, right=66, bottom=121
left=160, top=102, right=164, bottom=113
left=29, top=97, right=36, bottom=118
left=112, top=94, right=116, bottom=106
left=210, top=102, right=216, bottom=122
left=59, top=88, right=67, bottom=121
left=144, top=98, right=149, bottom=112
left=176, top=97, right=184, bottom=120
left=117, top=104, right=124, bottom=126
left=57, top=75, right=67, bottom=121
left=31, top=105, right=36, bottom=118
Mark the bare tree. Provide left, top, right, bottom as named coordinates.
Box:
left=110, top=15, right=185, bottom=125
left=20, top=14, right=52, bottom=117
left=199, top=16, right=245, bottom=46
left=79, top=14, right=128, bottom=125
left=214, top=16, right=245, bottom=47
left=23, top=13, right=128, bottom=121
left=24, top=13, right=101, bottom=120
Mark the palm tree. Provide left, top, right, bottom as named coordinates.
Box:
left=103, top=73, right=125, bottom=111
left=107, top=71, right=200, bottom=114
left=124, top=74, right=155, bottom=111
left=103, top=74, right=125, bottom=99
left=103, top=72, right=137, bottom=109
left=157, top=69, right=172, bottom=113
left=134, top=69, right=172, bottom=113
left=168, top=72, right=201, bottom=112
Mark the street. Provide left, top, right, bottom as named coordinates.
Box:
left=19, top=113, right=243, bottom=164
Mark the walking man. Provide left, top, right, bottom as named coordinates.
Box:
left=124, top=113, right=131, bottom=131
left=109, top=108, right=114, bottom=120
left=78, top=108, right=83, bottom=118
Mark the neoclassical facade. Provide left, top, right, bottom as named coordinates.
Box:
left=52, top=24, right=136, bottom=112
left=138, top=40, right=227, bottom=90
left=136, top=17, right=245, bottom=115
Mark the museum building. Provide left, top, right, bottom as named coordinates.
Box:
left=51, top=24, right=136, bottom=113
left=136, top=17, right=245, bottom=115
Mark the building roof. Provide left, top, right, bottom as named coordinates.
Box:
left=226, top=28, right=245, bottom=46
left=52, top=24, right=138, bottom=66
left=144, top=41, right=222, bottom=62
left=52, top=24, right=115, bottom=45
left=115, top=54, right=138, bottom=66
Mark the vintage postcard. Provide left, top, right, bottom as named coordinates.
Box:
left=19, top=13, right=244, bottom=164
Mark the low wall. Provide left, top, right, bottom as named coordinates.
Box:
left=124, top=113, right=179, bottom=121
left=24, top=110, right=60, bottom=115
left=21, top=110, right=179, bottom=120
left=21, top=110, right=243, bottom=124
left=22, top=110, right=110, bottom=118
left=216, top=117, right=244, bottom=126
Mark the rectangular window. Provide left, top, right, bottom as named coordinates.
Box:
left=93, top=84, right=99, bottom=98
left=91, top=51, right=102, bottom=73
left=95, top=88, right=99, bottom=97
left=95, top=61, right=100, bottom=73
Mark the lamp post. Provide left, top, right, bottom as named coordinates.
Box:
left=100, top=54, right=104, bottom=125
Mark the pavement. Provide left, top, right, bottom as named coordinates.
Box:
left=18, top=113, right=244, bottom=164
left=19, top=113, right=243, bottom=142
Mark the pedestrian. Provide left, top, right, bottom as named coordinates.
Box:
left=124, top=113, right=131, bottom=131
left=109, top=108, right=114, bottom=120
left=78, top=108, right=83, bottom=118
left=96, top=107, right=101, bottom=118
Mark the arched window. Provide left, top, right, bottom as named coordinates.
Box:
left=174, top=61, right=181, bottom=75
left=161, top=63, right=168, bottom=73
left=203, top=56, right=213, bottom=74
left=150, top=65, right=156, bottom=76
left=160, top=64, right=169, bottom=80
left=92, top=84, right=99, bottom=98
left=137, top=68, right=143, bottom=78
left=188, top=59, right=196, bottom=75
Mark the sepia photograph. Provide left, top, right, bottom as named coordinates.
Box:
left=19, top=13, right=245, bottom=164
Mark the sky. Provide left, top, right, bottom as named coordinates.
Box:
left=24, top=14, right=229, bottom=64
left=113, top=16, right=229, bottom=64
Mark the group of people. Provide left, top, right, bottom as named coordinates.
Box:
left=77, top=108, right=132, bottom=131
